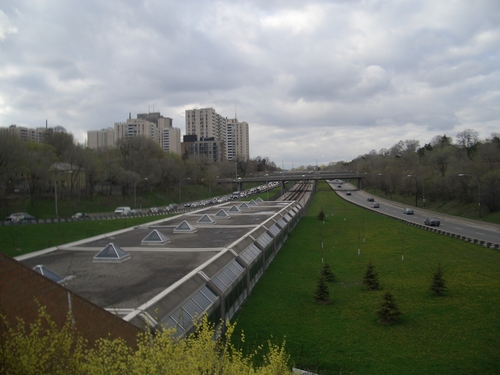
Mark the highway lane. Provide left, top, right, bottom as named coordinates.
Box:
left=327, top=180, right=500, bottom=247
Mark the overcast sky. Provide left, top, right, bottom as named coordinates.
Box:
left=1, top=0, right=499, bottom=167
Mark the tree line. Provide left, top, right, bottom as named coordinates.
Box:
left=327, top=129, right=500, bottom=215
left=0, top=131, right=278, bottom=205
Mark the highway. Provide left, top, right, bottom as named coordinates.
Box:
left=328, top=180, right=500, bottom=248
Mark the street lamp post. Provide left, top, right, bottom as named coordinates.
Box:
left=179, top=177, right=190, bottom=204
left=54, top=170, right=72, bottom=218
left=134, top=177, right=148, bottom=208
left=459, top=173, right=481, bottom=218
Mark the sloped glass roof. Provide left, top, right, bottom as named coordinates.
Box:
left=33, top=265, right=64, bottom=283
left=248, top=200, right=257, bottom=206
left=268, top=224, right=280, bottom=236
left=94, top=243, right=131, bottom=263
left=214, top=209, right=230, bottom=219
left=277, top=218, right=287, bottom=228
left=238, top=202, right=250, bottom=210
left=255, top=197, right=264, bottom=203
left=173, top=220, right=197, bottom=233
left=228, top=205, right=241, bottom=213
left=141, top=229, right=170, bottom=245
left=238, top=243, right=261, bottom=265
left=197, top=214, right=216, bottom=224
left=210, top=260, right=245, bottom=293
left=256, top=232, right=273, bottom=248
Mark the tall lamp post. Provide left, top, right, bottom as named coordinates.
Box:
left=459, top=173, right=481, bottom=218
left=54, top=170, right=72, bottom=218
left=179, top=177, right=190, bottom=204
left=134, top=177, right=148, bottom=208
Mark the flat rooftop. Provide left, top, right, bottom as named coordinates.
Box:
left=19, top=200, right=295, bottom=315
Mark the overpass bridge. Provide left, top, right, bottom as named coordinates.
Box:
left=215, top=171, right=364, bottom=193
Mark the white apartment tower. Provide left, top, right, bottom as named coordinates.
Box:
left=226, top=118, right=250, bottom=162
left=185, top=108, right=249, bottom=161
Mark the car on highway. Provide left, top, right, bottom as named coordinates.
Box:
left=371, top=202, right=380, bottom=208
left=72, top=212, right=90, bottom=219
left=148, top=207, right=162, bottom=214
left=130, top=209, right=143, bottom=215
left=424, top=217, right=440, bottom=226
left=403, top=208, right=414, bottom=215
left=367, top=197, right=374, bottom=202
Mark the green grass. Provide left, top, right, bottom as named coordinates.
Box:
left=232, top=182, right=500, bottom=374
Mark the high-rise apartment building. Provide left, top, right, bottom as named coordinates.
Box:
left=185, top=108, right=249, bottom=161
left=87, top=112, right=181, bottom=154
left=226, top=119, right=250, bottom=162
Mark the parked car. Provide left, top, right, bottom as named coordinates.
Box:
left=72, top=212, right=90, bottom=219
left=403, top=208, right=414, bottom=215
left=424, top=217, right=440, bottom=226
left=346, top=192, right=351, bottom=196
left=371, top=202, right=380, bottom=208
left=367, top=197, right=374, bottom=202
left=114, top=206, right=131, bottom=215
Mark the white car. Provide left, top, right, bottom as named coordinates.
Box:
left=114, top=206, right=131, bottom=215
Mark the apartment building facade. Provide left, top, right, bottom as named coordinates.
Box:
left=0, top=124, right=55, bottom=144
left=87, top=113, right=181, bottom=154
left=185, top=108, right=249, bottom=161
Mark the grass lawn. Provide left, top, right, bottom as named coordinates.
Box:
left=232, top=182, right=500, bottom=374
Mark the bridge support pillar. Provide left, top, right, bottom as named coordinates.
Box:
left=281, top=181, right=286, bottom=195
left=237, top=181, right=243, bottom=191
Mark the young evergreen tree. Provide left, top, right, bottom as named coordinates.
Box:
left=377, top=291, right=402, bottom=325
left=314, top=275, right=331, bottom=303
left=317, top=208, right=325, bottom=221
left=363, top=260, right=380, bottom=290
left=429, top=264, right=447, bottom=296
left=320, top=261, right=336, bottom=282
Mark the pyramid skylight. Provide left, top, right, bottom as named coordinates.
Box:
left=94, top=243, right=131, bottom=263
left=33, top=265, right=64, bottom=283
left=197, top=214, right=216, bottom=224
left=141, top=229, right=170, bottom=245
left=215, top=209, right=230, bottom=219
left=228, top=205, right=241, bottom=213
left=248, top=200, right=257, bottom=206
left=173, top=220, right=197, bottom=233
left=238, top=202, right=250, bottom=210
left=255, top=197, right=264, bottom=203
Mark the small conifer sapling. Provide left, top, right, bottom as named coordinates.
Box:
left=429, top=264, right=447, bottom=296
left=377, top=291, right=401, bottom=325
left=314, top=275, right=331, bottom=304
left=363, top=260, right=380, bottom=290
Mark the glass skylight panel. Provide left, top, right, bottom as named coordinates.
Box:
left=284, top=213, right=293, bottom=221
left=211, top=277, right=227, bottom=292
left=228, top=261, right=244, bottom=276
left=268, top=224, right=280, bottom=236
left=181, top=298, right=203, bottom=319
left=192, top=291, right=211, bottom=310
left=33, top=265, right=64, bottom=283
left=216, top=272, right=232, bottom=286
left=277, top=218, right=287, bottom=228
left=257, top=232, right=272, bottom=248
